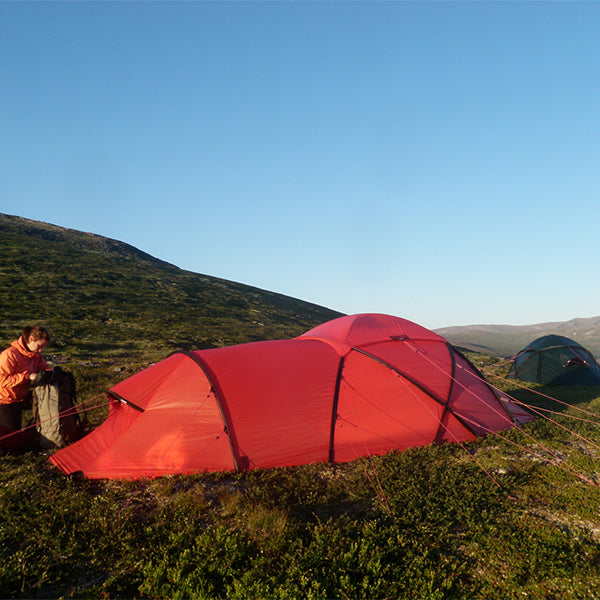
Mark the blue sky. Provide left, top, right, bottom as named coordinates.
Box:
left=1, top=1, right=599, bottom=330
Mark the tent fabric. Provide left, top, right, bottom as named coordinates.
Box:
left=507, top=334, right=600, bottom=386
left=50, top=314, right=533, bottom=479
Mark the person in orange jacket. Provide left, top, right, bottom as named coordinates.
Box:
left=0, top=326, right=51, bottom=450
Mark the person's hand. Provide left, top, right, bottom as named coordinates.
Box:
left=29, top=372, right=38, bottom=382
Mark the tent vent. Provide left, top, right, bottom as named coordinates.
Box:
left=564, top=357, right=589, bottom=369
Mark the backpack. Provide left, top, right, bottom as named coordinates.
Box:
left=32, top=367, right=85, bottom=449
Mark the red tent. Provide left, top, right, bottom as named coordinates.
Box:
left=50, top=314, right=533, bottom=479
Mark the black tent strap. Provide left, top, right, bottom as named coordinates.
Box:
left=434, top=344, right=458, bottom=443
left=106, top=390, right=144, bottom=412
left=329, top=356, right=345, bottom=463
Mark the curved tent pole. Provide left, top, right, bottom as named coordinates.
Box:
left=172, top=351, right=246, bottom=472
left=434, top=343, right=457, bottom=444
left=351, top=345, right=448, bottom=407
left=328, top=356, right=345, bottom=464
left=352, top=345, right=480, bottom=439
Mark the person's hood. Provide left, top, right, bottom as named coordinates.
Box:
left=11, top=336, right=37, bottom=358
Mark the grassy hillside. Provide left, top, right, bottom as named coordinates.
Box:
left=1, top=214, right=600, bottom=599
left=0, top=213, right=342, bottom=367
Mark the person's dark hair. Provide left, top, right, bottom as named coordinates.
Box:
left=22, top=325, right=50, bottom=343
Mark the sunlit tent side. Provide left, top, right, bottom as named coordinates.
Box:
left=50, top=314, right=534, bottom=480
left=507, top=335, right=600, bottom=386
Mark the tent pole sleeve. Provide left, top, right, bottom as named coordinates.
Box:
left=434, top=344, right=456, bottom=444
left=328, top=356, right=345, bottom=464
left=171, top=350, right=245, bottom=472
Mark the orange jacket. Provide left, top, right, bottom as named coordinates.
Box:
left=0, top=336, right=49, bottom=405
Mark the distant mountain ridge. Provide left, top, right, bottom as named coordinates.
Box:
left=436, top=316, right=600, bottom=359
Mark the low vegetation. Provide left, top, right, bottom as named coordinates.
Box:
left=1, top=215, right=600, bottom=598
left=2, top=373, right=600, bottom=599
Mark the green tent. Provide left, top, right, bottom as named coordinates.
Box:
left=507, top=335, right=600, bottom=385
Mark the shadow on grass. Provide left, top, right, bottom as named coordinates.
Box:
left=508, top=383, right=600, bottom=413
